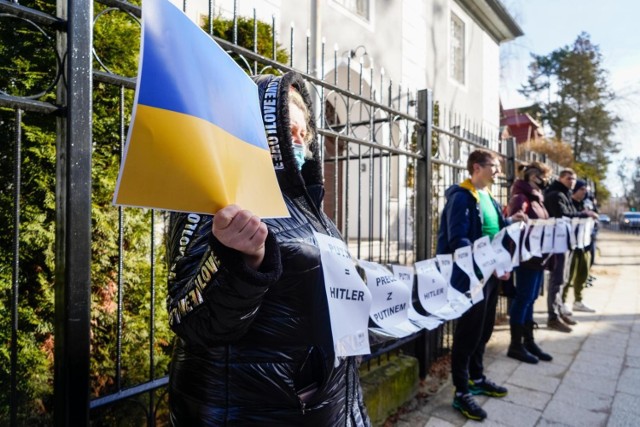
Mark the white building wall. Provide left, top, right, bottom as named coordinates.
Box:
left=482, top=32, right=500, bottom=130
left=438, top=1, right=479, bottom=124
left=424, top=0, right=450, bottom=100
left=401, top=0, right=427, bottom=92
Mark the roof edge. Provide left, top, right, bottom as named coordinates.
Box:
left=455, top=0, right=524, bottom=43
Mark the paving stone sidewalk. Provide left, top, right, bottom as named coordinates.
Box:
left=393, top=229, right=640, bottom=427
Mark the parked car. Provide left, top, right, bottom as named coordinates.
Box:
left=598, top=214, right=611, bottom=224
left=619, top=212, right=640, bottom=230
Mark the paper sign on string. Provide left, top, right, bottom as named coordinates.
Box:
left=454, top=246, right=483, bottom=304
left=436, top=254, right=453, bottom=284
left=505, top=222, right=525, bottom=268
left=583, top=218, right=594, bottom=247
left=575, top=218, right=585, bottom=249
left=407, top=308, right=443, bottom=330
left=472, top=236, right=498, bottom=282
left=520, top=222, right=533, bottom=262
left=490, top=228, right=512, bottom=277
left=541, top=219, right=555, bottom=254
left=570, top=217, right=579, bottom=249
left=392, top=264, right=443, bottom=330
left=414, top=259, right=470, bottom=320
left=359, top=260, right=420, bottom=338
left=415, top=259, right=450, bottom=314
left=391, top=265, right=415, bottom=289
left=313, top=232, right=371, bottom=357
left=553, top=217, right=569, bottom=253
left=527, top=220, right=544, bottom=257
left=436, top=253, right=472, bottom=316
left=435, top=254, right=455, bottom=300
left=447, top=288, right=473, bottom=316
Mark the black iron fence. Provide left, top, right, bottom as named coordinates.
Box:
left=2, top=0, right=523, bottom=425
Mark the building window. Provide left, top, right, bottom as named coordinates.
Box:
left=450, top=12, right=465, bottom=85
left=333, top=0, right=370, bottom=21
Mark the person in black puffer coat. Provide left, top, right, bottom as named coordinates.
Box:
left=166, top=71, right=371, bottom=426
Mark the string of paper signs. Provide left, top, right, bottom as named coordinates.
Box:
left=313, top=217, right=596, bottom=358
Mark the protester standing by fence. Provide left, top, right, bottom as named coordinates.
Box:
left=505, top=162, right=554, bottom=364
left=436, top=149, right=526, bottom=421
left=544, top=170, right=598, bottom=333
left=165, top=72, right=371, bottom=426
left=563, top=179, right=598, bottom=313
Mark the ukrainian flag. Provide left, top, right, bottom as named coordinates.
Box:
left=113, top=0, right=288, bottom=217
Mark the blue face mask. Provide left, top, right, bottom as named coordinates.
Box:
left=292, top=143, right=305, bottom=170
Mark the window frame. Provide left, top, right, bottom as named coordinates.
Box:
left=449, top=11, right=466, bottom=86
left=330, top=0, right=372, bottom=26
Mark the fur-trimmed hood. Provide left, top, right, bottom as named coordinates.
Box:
left=252, top=72, right=323, bottom=199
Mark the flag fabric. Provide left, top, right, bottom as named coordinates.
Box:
left=113, top=0, right=288, bottom=217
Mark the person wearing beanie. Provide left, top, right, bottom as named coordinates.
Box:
left=505, top=162, right=554, bottom=364
left=165, top=72, right=371, bottom=426
left=563, top=179, right=597, bottom=313
left=544, top=170, right=598, bottom=333
left=573, top=179, right=586, bottom=193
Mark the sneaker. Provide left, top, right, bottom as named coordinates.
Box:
left=573, top=301, right=596, bottom=313
left=560, top=303, right=573, bottom=316
left=452, top=393, right=487, bottom=421
left=548, top=318, right=572, bottom=333
left=560, top=313, right=577, bottom=325
left=469, top=377, right=508, bottom=397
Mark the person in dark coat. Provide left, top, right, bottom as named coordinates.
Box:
left=165, top=71, right=371, bottom=426
left=506, top=162, right=553, bottom=364
left=436, top=149, right=526, bottom=421
left=543, top=169, right=598, bottom=333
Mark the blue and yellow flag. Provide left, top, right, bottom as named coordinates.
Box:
left=113, top=0, right=287, bottom=217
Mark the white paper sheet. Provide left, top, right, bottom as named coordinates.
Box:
left=314, top=232, right=371, bottom=357
left=359, top=260, right=421, bottom=338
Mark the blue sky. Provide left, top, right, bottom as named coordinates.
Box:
left=499, top=0, right=640, bottom=195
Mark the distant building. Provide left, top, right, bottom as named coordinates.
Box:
left=500, top=106, right=544, bottom=144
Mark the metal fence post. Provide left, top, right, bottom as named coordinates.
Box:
left=54, top=0, right=93, bottom=425
left=415, top=89, right=433, bottom=378
left=505, top=136, right=516, bottom=192
left=416, top=89, right=433, bottom=261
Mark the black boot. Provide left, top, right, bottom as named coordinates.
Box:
left=507, top=323, right=539, bottom=364
left=523, top=321, right=553, bottom=361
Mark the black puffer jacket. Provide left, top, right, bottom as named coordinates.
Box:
left=166, top=72, right=371, bottom=426
left=544, top=180, right=585, bottom=219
